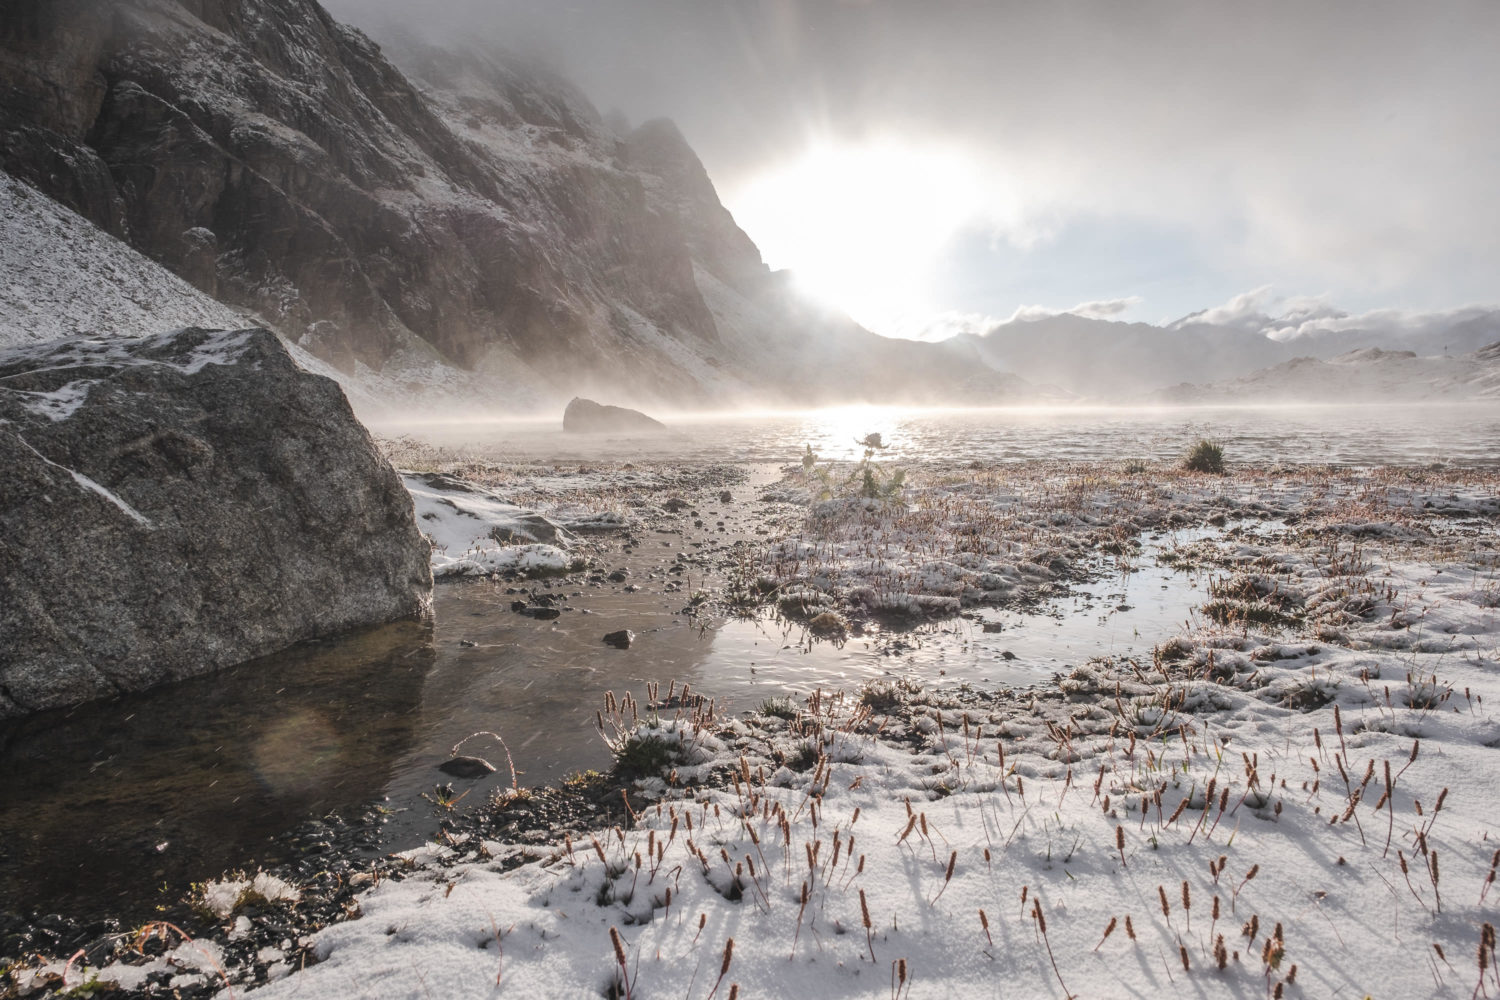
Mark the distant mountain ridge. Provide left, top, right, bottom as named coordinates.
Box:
left=1153, top=341, right=1500, bottom=404
left=0, top=0, right=1033, bottom=411
left=957, top=307, right=1500, bottom=401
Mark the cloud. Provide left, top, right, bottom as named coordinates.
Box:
left=1069, top=297, right=1141, bottom=319
left=905, top=311, right=1000, bottom=342
left=326, top=0, right=1500, bottom=318
left=1174, top=286, right=1500, bottom=345
left=1007, top=296, right=1144, bottom=323
left=906, top=297, right=1145, bottom=342
left=1169, top=286, right=1277, bottom=331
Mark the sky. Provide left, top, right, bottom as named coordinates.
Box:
left=327, top=0, right=1500, bottom=341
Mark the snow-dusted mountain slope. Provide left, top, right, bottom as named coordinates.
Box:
left=1154, top=343, right=1500, bottom=403
left=0, top=0, right=1030, bottom=410
left=0, top=172, right=245, bottom=349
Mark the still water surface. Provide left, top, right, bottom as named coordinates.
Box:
left=379, top=402, right=1500, bottom=466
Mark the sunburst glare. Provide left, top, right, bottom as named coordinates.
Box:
left=728, top=141, right=1005, bottom=337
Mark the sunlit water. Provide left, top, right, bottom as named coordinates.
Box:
left=375, top=402, right=1500, bottom=466
left=3, top=404, right=1494, bottom=922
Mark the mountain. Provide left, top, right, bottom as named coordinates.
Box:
left=957, top=307, right=1500, bottom=401
left=955, top=314, right=1291, bottom=399
left=0, top=0, right=1033, bottom=412
left=1153, top=343, right=1500, bottom=404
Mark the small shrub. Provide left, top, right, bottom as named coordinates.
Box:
left=1183, top=439, right=1225, bottom=474
left=859, top=677, right=922, bottom=713
left=1280, top=679, right=1338, bottom=711
left=758, top=697, right=798, bottom=720
left=611, top=733, right=677, bottom=776
left=786, top=741, right=820, bottom=772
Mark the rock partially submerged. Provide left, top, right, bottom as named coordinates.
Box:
left=0, top=327, right=433, bottom=717
left=562, top=397, right=667, bottom=434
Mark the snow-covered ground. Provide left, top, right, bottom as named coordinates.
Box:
left=16, top=464, right=1496, bottom=1000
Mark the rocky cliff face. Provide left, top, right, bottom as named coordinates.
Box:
left=0, top=327, right=433, bottom=717
left=0, top=0, right=1029, bottom=410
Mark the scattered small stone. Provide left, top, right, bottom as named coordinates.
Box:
left=1001, top=650, right=1017, bottom=660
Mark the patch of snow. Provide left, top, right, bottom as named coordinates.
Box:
left=404, top=473, right=580, bottom=578
left=13, top=379, right=95, bottom=421
left=12, top=432, right=154, bottom=528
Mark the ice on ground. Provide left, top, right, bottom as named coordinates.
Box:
left=200, top=872, right=301, bottom=920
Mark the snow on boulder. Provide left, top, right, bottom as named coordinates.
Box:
left=562, top=396, right=668, bottom=434
left=0, top=327, right=433, bottom=718
left=404, top=473, right=580, bottom=577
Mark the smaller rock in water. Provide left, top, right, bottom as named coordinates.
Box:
left=602, top=629, right=635, bottom=649
left=562, top=397, right=667, bottom=434
left=438, top=756, right=496, bottom=779
left=719, top=490, right=733, bottom=503
left=608, top=568, right=629, bottom=582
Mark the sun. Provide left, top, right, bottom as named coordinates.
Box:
left=726, top=141, right=989, bottom=337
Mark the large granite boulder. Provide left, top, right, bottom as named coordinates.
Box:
left=0, top=327, right=433, bottom=717
left=562, top=397, right=668, bottom=434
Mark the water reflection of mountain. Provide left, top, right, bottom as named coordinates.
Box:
left=0, top=618, right=434, bottom=922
